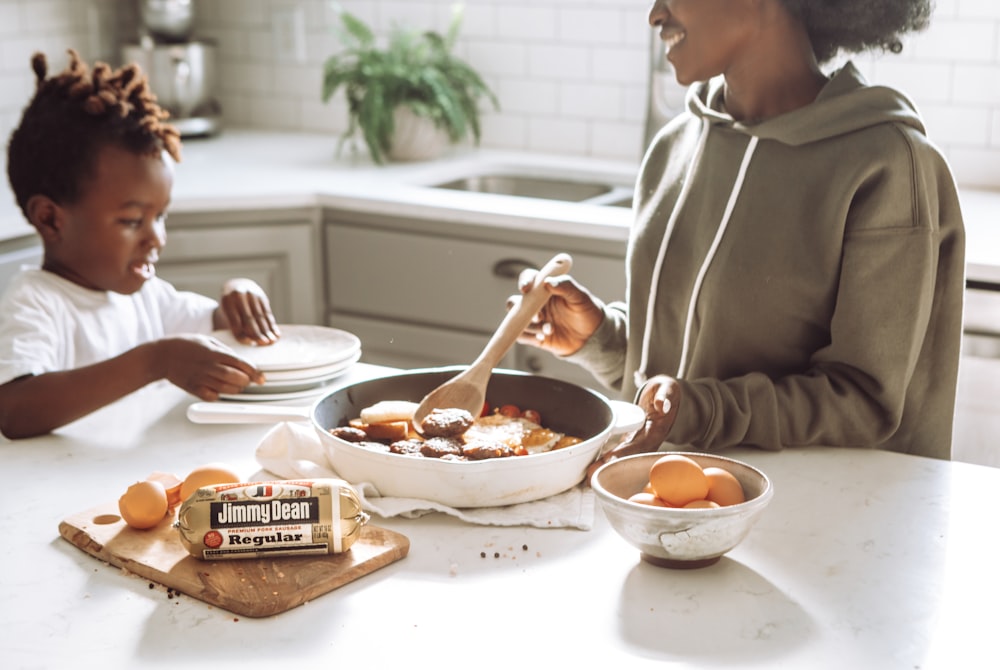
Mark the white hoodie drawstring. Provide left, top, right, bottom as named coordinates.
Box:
left=634, top=130, right=760, bottom=388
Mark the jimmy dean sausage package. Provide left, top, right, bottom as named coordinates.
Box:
left=176, top=478, right=369, bottom=560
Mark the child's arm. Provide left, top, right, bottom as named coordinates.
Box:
left=214, top=278, right=281, bottom=345
left=0, top=334, right=264, bottom=439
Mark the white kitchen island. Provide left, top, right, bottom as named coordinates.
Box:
left=0, top=362, right=997, bottom=669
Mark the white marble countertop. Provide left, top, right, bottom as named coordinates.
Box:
left=2, top=129, right=997, bottom=277
left=0, top=362, right=997, bottom=668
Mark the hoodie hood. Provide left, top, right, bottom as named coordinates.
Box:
left=686, top=62, right=926, bottom=146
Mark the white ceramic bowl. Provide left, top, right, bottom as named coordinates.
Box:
left=592, top=452, right=773, bottom=568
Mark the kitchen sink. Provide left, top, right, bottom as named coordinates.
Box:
left=434, top=174, right=614, bottom=202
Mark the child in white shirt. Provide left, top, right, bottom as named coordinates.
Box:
left=0, top=49, right=282, bottom=438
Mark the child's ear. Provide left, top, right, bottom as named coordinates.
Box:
left=25, top=195, right=64, bottom=243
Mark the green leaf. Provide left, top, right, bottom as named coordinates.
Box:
left=318, top=2, right=499, bottom=163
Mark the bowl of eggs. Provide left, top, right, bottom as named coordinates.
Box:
left=592, top=452, right=773, bottom=568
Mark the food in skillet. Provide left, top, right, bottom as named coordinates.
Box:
left=330, top=400, right=582, bottom=461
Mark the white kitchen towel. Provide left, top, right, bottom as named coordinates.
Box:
left=253, top=421, right=595, bottom=530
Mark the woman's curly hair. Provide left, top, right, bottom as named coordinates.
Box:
left=779, top=0, right=934, bottom=63
left=6, top=49, right=181, bottom=218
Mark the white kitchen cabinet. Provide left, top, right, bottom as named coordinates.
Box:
left=324, top=211, right=627, bottom=393
left=0, top=234, right=42, bottom=292
left=953, top=349, right=1000, bottom=468
left=157, top=209, right=323, bottom=325
left=953, top=287, right=1000, bottom=468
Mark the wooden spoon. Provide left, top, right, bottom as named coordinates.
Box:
left=411, top=253, right=573, bottom=434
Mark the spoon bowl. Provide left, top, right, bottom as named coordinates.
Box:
left=411, top=253, right=573, bottom=434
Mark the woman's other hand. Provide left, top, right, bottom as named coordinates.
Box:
left=513, top=270, right=604, bottom=356
left=217, top=278, right=281, bottom=345
left=586, top=375, right=682, bottom=481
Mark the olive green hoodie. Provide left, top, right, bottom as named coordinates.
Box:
left=570, top=63, right=965, bottom=460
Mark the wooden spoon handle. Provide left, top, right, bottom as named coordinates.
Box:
left=468, top=253, right=573, bottom=374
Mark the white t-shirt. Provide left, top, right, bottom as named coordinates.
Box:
left=0, top=268, right=217, bottom=385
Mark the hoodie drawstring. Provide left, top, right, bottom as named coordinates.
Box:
left=634, top=129, right=759, bottom=388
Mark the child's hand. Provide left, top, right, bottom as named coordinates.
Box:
left=218, top=278, right=281, bottom=345
left=160, top=334, right=265, bottom=400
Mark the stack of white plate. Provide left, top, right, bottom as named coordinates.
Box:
left=211, top=325, right=362, bottom=402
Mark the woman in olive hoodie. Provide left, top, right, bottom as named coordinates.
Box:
left=518, top=0, right=965, bottom=464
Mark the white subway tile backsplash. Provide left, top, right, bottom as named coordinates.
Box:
left=906, top=19, right=996, bottom=62
left=591, top=46, right=648, bottom=85
left=273, top=62, right=321, bottom=97
left=527, top=44, right=590, bottom=80
left=556, top=8, right=625, bottom=45
left=0, top=0, right=997, bottom=188
left=527, top=116, right=587, bottom=154
left=496, top=6, right=557, bottom=42
left=934, top=0, right=960, bottom=19
left=590, top=119, right=644, bottom=162
left=952, top=64, right=1000, bottom=105
left=0, top=2, right=20, bottom=37
left=467, top=41, right=527, bottom=77
left=559, top=82, right=622, bottom=120
left=498, top=79, right=559, bottom=115
left=921, top=104, right=991, bottom=145
left=302, top=97, right=347, bottom=134
left=958, top=0, right=1000, bottom=19
left=949, top=147, right=1000, bottom=187
left=454, top=4, right=495, bottom=38
left=871, top=61, right=953, bottom=104
left=249, top=96, right=301, bottom=129
left=480, top=113, right=528, bottom=150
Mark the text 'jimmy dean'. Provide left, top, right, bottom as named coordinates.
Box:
left=210, top=498, right=321, bottom=527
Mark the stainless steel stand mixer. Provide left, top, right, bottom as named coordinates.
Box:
left=122, top=0, right=222, bottom=137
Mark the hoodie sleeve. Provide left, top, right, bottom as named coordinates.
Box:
left=667, top=126, right=964, bottom=454
left=561, top=299, right=630, bottom=391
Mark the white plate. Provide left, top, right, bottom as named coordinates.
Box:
left=212, top=325, right=361, bottom=372
left=259, top=356, right=364, bottom=383
left=218, top=375, right=349, bottom=402
left=242, top=352, right=362, bottom=394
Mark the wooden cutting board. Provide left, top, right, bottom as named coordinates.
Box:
left=59, top=502, right=409, bottom=618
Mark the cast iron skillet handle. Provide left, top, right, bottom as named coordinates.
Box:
left=492, top=258, right=537, bottom=280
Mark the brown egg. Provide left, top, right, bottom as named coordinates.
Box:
left=180, top=463, right=242, bottom=502
left=683, top=499, right=721, bottom=509
left=145, top=471, right=183, bottom=509
left=628, top=491, right=671, bottom=507
left=703, top=466, right=747, bottom=506
left=118, top=480, right=169, bottom=529
left=648, top=454, right=709, bottom=507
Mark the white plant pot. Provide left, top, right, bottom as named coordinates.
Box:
left=387, top=106, right=450, bottom=162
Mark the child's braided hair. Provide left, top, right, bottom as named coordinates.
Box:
left=6, top=49, right=181, bottom=218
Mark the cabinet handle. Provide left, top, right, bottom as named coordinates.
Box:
left=524, top=354, right=544, bottom=373
left=493, top=258, right=537, bottom=280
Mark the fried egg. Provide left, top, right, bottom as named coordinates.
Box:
left=464, top=414, right=564, bottom=454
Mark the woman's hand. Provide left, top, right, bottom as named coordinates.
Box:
left=159, top=334, right=265, bottom=400
left=586, top=375, right=682, bottom=481
left=217, top=278, right=281, bottom=345
left=513, top=271, right=605, bottom=356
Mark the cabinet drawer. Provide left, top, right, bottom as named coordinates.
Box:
left=514, top=344, right=619, bottom=397
left=325, top=223, right=625, bottom=333
left=158, top=223, right=321, bottom=325
left=328, top=312, right=515, bottom=371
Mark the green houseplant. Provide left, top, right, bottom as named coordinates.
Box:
left=321, top=4, right=499, bottom=164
